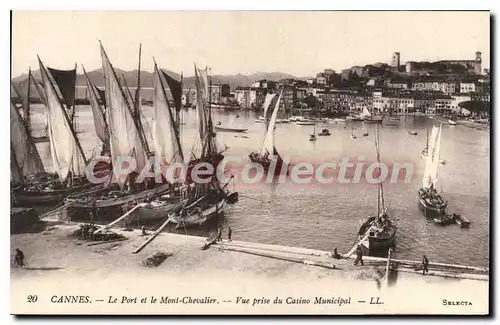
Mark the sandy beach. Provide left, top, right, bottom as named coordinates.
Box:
left=10, top=221, right=489, bottom=315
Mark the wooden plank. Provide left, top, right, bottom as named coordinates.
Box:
left=132, top=217, right=171, bottom=254
left=86, top=238, right=127, bottom=246
left=94, top=203, right=145, bottom=235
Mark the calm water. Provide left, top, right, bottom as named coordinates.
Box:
left=29, top=105, right=490, bottom=267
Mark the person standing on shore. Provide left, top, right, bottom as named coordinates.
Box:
left=354, top=245, right=364, bottom=266
left=422, top=255, right=429, bottom=275
left=227, top=227, right=232, bottom=242
left=216, top=227, right=222, bottom=242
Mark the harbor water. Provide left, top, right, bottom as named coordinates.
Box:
left=29, top=105, right=490, bottom=267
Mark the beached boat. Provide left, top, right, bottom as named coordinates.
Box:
left=418, top=123, right=448, bottom=217
left=408, top=130, right=418, bottom=135
left=169, top=196, right=226, bottom=227
left=357, top=126, right=397, bottom=256
left=249, top=92, right=287, bottom=175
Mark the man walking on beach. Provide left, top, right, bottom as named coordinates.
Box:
left=227, top=226, right=232, bottom=242
left=422, top=255, right=429, bottom=275
left=14, top=248, right=25, bottom=268
left=354, top=245, right=364, bottom=266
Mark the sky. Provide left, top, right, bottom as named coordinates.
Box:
left=11, top=11, right=490, bottom=78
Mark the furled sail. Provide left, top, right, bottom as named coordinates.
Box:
left=153, top=63, right=184, bottom=166
left=100, top=43, right=148, bottom=187
left=197, top=66, right=210, bottom=102
left=83, top=66, right=109, bottom=146
left=10, top=102, right=45, bottom=177
left=39, top=58, right=86, bottom=182
left=261, top=92, right=283, bottom=155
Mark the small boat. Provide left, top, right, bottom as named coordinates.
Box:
left=362, top=132, right=369, bottom=137
left=433, top=213, right=455, bottom=226
left=452, top=213, right=470, bottom=228
left=170, top=197, right=226, bottom=227
left=408, top=130, right=418, bottom=135
left=226, top=191, right=239, bottom=204
left=364, top=116, right=383, bottom=124
left=235, top=114, right=240, bottom=118
left=309, top=125, right=317, bottom=141
left=255, top=119, right=266, bottom=123
left=329, top=118, right=346, bottom=124
left=318, top=128, right=331, bottom=136
left=296, top=120, right=316, bottom=126
left=214, top=126, right=248, bottom=133
left=350, top=134, right=357, bottom=139
left=448, top=120, right=458, bottom=126
left=347, top=115, right=364, bottom=122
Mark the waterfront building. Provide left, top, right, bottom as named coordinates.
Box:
left=460, top=82, right=477, bottom=93
left=209, top=84, right=230, bottom=104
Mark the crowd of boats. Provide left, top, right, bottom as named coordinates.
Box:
left=10, top=42, right=470, bottom=258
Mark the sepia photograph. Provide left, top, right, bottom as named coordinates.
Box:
left=9, top=10, right=490, bottom=315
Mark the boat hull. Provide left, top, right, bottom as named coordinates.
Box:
left=170, top=199, right=226, bottom=227
left=417, top=193, right=447, bottom=217
left=358, top=216, right=397, bottom=256
left=13, top=182, right=103, bottom=207
left=214, top=126, right=248, bottom=133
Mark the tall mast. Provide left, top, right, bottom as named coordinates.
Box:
left=134, top=43, right=142, bottom=119
left=26, top=68, right=32, bottom=135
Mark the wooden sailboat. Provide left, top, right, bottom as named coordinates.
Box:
left=357, top=124, right=397, bottom=256
left=168, top=64, right=228, bottom=227
left=248, top=91, right=287, bottom=175
left=418, top=123, right=448, bottom=216
left=63, top=43, right=167, bottom=221
left=12, top=58, right=100, bottom=207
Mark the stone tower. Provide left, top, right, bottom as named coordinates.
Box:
left=474, top=51, right=482, bottom=75
left=391, top=52, right=400, bottom=68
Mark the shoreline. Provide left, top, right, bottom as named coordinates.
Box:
left=10, top=221, right=489, bottom=314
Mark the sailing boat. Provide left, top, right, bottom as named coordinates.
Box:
left=63, top=43, right=170, bottom=221
left=309, top=124, right=317, bottom=141
left=169, top=64, right=228, bottom=227
left=248, top=91, right=287, bottom=175
left=13, top=58, right=99, bottom=207
left=357, top=124, right=397, bottom=256
left=362, top=107, right=383, bottom=124
left=418, top=123, right=448, bottom=216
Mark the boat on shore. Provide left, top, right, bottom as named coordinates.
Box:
left=169, top=195, right=226, bottom=227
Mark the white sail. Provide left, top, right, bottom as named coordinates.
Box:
left=153, top=65, right=183, bottom=166
left=421, top=125, right=439, bottom=188
left=10, top=102, right=45, bottom=177
left=192, top=66, right=207, bottom=159
left=38, top=59, right=86, bottom=182
left=100, top=44, right=148, bottom=187
left=430, top=123, right=443, bottom=188
left=361, top=107, right=372, bottom=117
left=262, top=93, right=277, bottom=121
left=197, top=66, right=210, bottom=102
left=83, top=68, right=109, bottom=146
left=260, top=92, right=282, bottom=155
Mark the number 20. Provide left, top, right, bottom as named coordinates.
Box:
left=27, top=295, right=38, bottom=303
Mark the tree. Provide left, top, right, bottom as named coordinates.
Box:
left=458, top=100, right=490, bottom=118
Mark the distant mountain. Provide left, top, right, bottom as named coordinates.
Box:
left=12, top=69, right=300, bottom=89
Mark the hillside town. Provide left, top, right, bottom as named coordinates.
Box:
left=188, top=51, right=491, bottom=118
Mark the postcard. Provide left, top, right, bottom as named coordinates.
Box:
left=10, top=10, right=490, bottom=315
